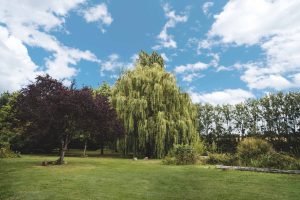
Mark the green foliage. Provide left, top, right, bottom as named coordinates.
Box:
left=162, top=155, right=176, bottom=165
left=208, top=141, right=217, bottom=153
left=0, top=147, right=20, bottom=158
left=163, top=144, right=198, bottom=165
left=0, top=92, right=21, bottom=149
left=191, top=140, right=206, bottom=155
left=198, top=92, right=300, bottom=156
left=206, top=153, right=238, bottom=166
left=137, top=51, right=164, bottom=68
left=249, top=152, right=300, bottom=170
left=237, top=138, right=274, bottom=165
left=112, top=51, right=199, bottom=158
left=93, top=82, right=111, bottom=98
left=205, top=138, right=300, bottom=170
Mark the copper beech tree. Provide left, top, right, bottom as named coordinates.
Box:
left=15, top=75, right=123, bottom=164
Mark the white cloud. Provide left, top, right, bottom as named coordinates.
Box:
left=183, top=73, right=204, bottom=82
left=153, top=4, right=188, bottom=50
left=175, top=62, right=208, bottom=73
left=209, top=0, right=300, bottom=90
left=0, top=0, right=100, bottom=92
left=202, top=2, right=214, bottom=17
left=100, top=54, right=136, bottom=76
left=189, top=89, right=255, bottom=105
left=101, top=54, right=121, bottom=73
left=83, top=3, right=113, bottom=33
left=0, top=27, right=41, bottom=92
left=161, top=53, right=170, bottom=62
left=175, top=61, right=208, bottom=82
left=45, top=47, right=99, bottom=79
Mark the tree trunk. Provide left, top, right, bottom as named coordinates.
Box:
left=100, top=140, right=104, bottom=155
left=83, top=140, right=87, bottom=157
left=124, top=135, right=127, bottom=156
left=57, top=138, right=68, bottom=165
left=100, top=148, right=104, bottom=155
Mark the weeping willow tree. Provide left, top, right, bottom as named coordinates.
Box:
left=111, top=51, right=200, bottom=158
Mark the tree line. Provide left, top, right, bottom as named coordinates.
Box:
left=1, top=51, right=300, bottom=163
left=0, top=52, right=200, bottom=162
left=198, top=92, right=300, bottom=156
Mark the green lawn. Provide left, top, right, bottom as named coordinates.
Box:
left=1, top=155, right=300, bottom=200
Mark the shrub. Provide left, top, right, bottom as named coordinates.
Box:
left=237, top=138, right=274, bottom=165
left=250, top=152, right=300, bottom=170
left=162, top=155, right=176, bottom=165
left=192, top=140, right=206, bottom=155
left=206, top=153, right=238, bottom=166
left=0, top=147, right=20, bottom=158
left=163, top=144, right=197, bottom=165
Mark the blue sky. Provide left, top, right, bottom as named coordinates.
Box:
left=1, top=0, right=300, bottom=105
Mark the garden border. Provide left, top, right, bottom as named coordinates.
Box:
left=216, top=165, right=300, bottom=174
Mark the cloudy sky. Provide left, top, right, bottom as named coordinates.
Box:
left=1, top=0, right=300, bottom=105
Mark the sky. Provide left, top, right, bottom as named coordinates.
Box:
left=1, top=0, right=300, bottom=105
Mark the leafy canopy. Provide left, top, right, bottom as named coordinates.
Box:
left=112, top=51, right=200, bottom=158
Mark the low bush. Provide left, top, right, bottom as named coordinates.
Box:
left=0, top=147, right=20, bottom=158
left=237, top=137, right=274, bottom=165
left=162, top=155, right=176, bottom=165
left=206, top=153, right=238, bottom=166
left=250, top=152, right=300, bottom=170
left=192, top=140, right=206, bottom=155
left=163, top=144, right=197, bottom=165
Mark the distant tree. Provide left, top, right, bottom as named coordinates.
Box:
left=93, top=82, right=111, bottom=98
left=0, top=92, right=21, bottom=149
left=197, top=92, right=300, bottom=155
left=112, top=51, right=200, bottom=158
left=246, top=99, right=261, bottom=135
left=198, top=103, right=215, bottom=149
left=233, top=103, right=249, bottom=137
left=0, top=92, right=10, bottom=108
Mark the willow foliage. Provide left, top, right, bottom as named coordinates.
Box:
left=111, top=52, right=199, bottom=158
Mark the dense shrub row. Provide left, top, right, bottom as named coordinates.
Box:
left=237, top=138, right=274, bottom=165
left=205, top=138, right=300, bottom=170
left=164, top=138, right=300, bottom=170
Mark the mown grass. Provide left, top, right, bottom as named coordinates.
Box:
left=0, top=155, right=300, bottom=200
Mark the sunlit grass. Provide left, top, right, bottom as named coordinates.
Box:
left=1, top=155, right=300, bottom=200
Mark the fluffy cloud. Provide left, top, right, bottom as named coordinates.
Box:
left=183, top=73, right=204, bottom=82
left=209, top=0, right=300, bottom=90
left=189, top=89, right=255, bottom=105
left=100, top=54, right=137, bottom=76
left=202, top=2, right=214, bottom=17
left=175, top=61, right=208, bottom=82
left=175, top=62, right=208, bottom=73
left=240, top=63, right=293, bottom=90
left=83, top=3, right=113, bottom=33
left=0, top=27, right=41, bottom=92
left=153, top=4, right=188, bottom=50
left=0, top=0, right=101, bottom=92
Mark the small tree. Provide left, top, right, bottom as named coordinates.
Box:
left=15, top=75, right=96, bottom=164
